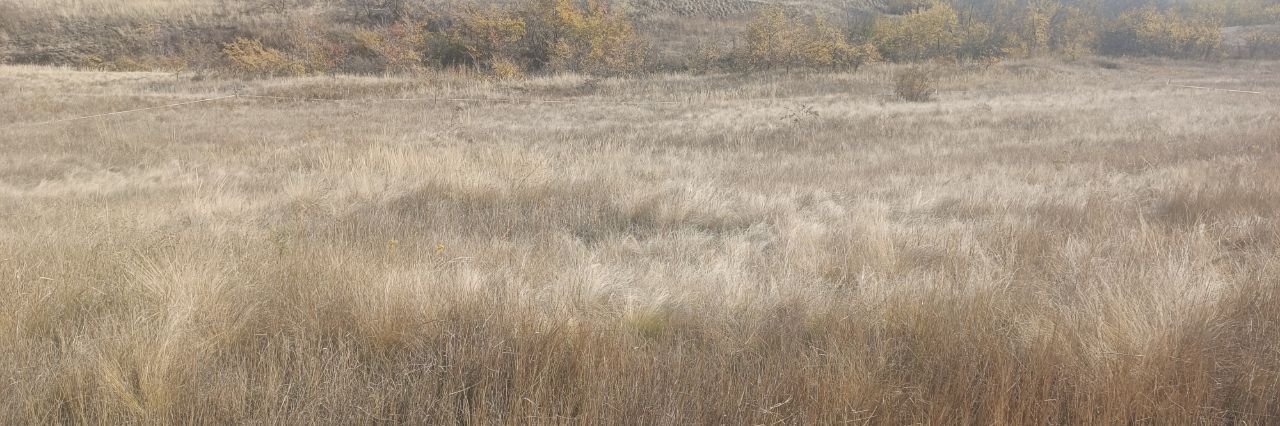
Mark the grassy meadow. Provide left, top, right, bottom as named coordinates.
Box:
left=1, top=58, right=1279, bottom=423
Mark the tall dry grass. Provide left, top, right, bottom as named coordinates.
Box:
left=1, top=58, right=1279, bottom=423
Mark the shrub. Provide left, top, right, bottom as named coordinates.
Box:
left=1244, top=32, right=1280, bottom=58
left=1191, top=0, right=1280, bottom=26
left=956, top=17, right=1003, bottom=62
left=525, top=0, right=646, bottom=74
left=845, top=42, right=884, bottom=71
left=350, top=21, right=426, bottom=72
left=894, top=67, right=935, bottom=102
left=339, top=0, right=414, bottom=25
left=686, top=42, right=729, bottom=72
left=872, top=2, right=964, bottom=62
left=744, top=7, right=803, bottom=68
left=450, top=6, right=528, bottom=75
left=805, top=16, right=870, bottom=69
left=285, top=19, right=353, bottom=75
left=990, top=1, right=1057, bottom=58
left=77, top=54, right=108, bottom=71
left=1099, top=7, right=1222, bottom=59
left=881, top=0, right=932, bottom=15
left=744, top=7, right=882, bottom=70
left=222, top=38, right=304, bottom=77
left=1049, top=8, right=1095, bottom=59
left=490, top=56, right=525, bottom=79
left=304, top=39, right=352, bottom=75
left=1093, top=58, right=1122, bottom=69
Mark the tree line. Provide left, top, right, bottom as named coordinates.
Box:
left=2, top=0, right=1277, bottom=77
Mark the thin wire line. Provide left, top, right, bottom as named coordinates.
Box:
left=3, top=94, right=239, bottom=129
left=240, top=94, right=684, bottom=105
left=1166, top=81, right=1266, bottom=95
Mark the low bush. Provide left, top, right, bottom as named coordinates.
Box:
left=490, top=56, right=525, bottom=79
left=222, top=38, right=304, bottom=77
left=448, top=6, right=528, bottom=76
left=894, top=67, right=935, bottom=102
left=1243, top=32, right=1280, bottom=58
left=350, top=21, right=426, bottom=72
left=284, top=20, right=354, bottom=75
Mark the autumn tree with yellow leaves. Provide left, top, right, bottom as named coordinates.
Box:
left=449, top=6, right=528, bottom=77
left=188, top=0, right=1247, bottom=77
left=1099, top=7, right=1222, bottom=59
left=872, top=2, right=964, bottom=62
left=745, top=7, right=880, bottom=70
left=222, top=38, right=305, bottom=77
left=523, top=0, right=646, bottom=74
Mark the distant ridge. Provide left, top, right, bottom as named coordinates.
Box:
left=627, top=0, right=880, bottom=18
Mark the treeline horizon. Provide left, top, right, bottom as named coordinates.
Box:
left=1, top=0, right=1277, bottom=77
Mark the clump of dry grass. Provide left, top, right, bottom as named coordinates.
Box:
left=1, top=58, right=1279, bottom=423
left=893, top=66, right=935, bottom=101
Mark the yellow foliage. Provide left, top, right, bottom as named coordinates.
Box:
left=872, top=2, right=963, bottom=62
left=287, top=19, right=351, bottom=74
left=845, top=42, right=884, bottom=70
left=532, top=0, right=645, bottom=74
left=351, top=21, right=426, bottom=71
left=956, top=18, right=1002, bottom=60
left=221, top=38, right=304, bottom=77
left=1102, top=7, right=1221, bottom=59
left=1051, top=6, right=1098, bottom=60
left=77, top=54, right=108, bottom=70
left=985, top=0, right=1094, bottom=60
left=746, top=7, right=881, bottom=70
left=453, top=6, right=527, bottom=74
left=490, top=56, right=525, bottom=79
left=299, top=39, right=350, bottom=75
left=1025, top=2, right=1055, bottom=57
left=745, top=7, right=802, bottom=68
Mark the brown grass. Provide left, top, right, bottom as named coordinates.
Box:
left=1, top=58, right=1279, bottom=423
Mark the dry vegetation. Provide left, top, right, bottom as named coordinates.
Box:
left=4, top=0, right=1277, bottom=77
left=1, top=57, right=1278, bottom=423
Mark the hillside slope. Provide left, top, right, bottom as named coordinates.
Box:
left=0, top=0, right=879, bottom=68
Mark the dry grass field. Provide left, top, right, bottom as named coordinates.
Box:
left=1, top=59, right=1279, bottom=423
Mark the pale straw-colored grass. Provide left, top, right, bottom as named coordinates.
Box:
left=1, top=58, right=1278, bottom=423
